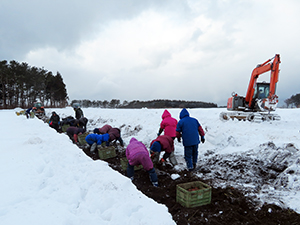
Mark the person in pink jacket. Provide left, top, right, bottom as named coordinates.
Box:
left=157, top=110, right=178, bottom=139
left=126, top=137, right=158, bottom=187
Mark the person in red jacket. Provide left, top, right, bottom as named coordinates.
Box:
left=157, top=110, right=178, bottom=139
left=150, top=135, right=177, bottom=166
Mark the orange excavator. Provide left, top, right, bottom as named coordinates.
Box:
left=32, top=101, right=46, bottom=119
left=220, top=54, right=281, bottom=122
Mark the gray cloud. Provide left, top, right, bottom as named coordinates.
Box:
left=1, top=0, right=299, bottom=106
left=0, top=0, right=189, bottom=59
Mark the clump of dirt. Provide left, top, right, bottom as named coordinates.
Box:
left=78, top=144, right=300, bottom=225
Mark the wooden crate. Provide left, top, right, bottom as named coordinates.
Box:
left=120, top=157, right=143, bottom=171
left=176, top=181, right=212, bottom=208
left=30, top=112, right=35, bottom=118
left=61, top=124, right=70, bottom=132
left=78, top=132, right=88, bottom=144
left=16, top=110, right=25, bottom=116
left=98, top=146, right=116, bottom=159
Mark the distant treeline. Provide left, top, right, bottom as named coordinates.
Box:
left=285, top=93, right=300, bottom=108
left=71, top=99, right=218, bottom=109
left=0, top=60, right=68, bottom=109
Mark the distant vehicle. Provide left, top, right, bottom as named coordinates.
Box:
left=220, top=54, right=281, bottom=122
left=32, top=102, right=46, bottom=118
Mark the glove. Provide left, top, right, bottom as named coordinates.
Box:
left=90, top=142, right=97, bottom=153
left=160, top=158, right=166, bottom=166
left=152, top=181, right=158, bottom=187
left=157, top=133, right=161, bottom=137
left=150, top=151, right=155, bottom=159
left=201, top=137, right=205, bottom=143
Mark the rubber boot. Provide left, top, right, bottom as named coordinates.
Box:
left=169, top=152, right=178, bottom=166
left=193, top=163, right=197, bottom=170
left=151, top=151, right=160, bottom=165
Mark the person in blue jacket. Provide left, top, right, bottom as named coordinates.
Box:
left=176, top=108, right=205, bottom=171
left=85, top=133, right=109, bottom=156
left=25, top=107, right=32, bottom=119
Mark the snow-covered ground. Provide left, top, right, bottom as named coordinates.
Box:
left=1, top=107, right=300, bottom=224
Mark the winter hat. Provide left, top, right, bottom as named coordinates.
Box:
left=93, top=128, right=100, bottom=134
left=179, top=108, right=189, bottom=119
left=150, top=141, right=161, bottom=153
left=78, top=128, right=84, bottom=134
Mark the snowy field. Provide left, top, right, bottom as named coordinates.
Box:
left=1, top=107, right=300, bottom=224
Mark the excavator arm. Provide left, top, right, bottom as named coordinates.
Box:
left=245, top=54, right=280, bottom=108
left=269, top=54, right=280, bottom=98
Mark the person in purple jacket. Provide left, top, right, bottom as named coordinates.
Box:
left=126, top=137, right=158, bottom=187
left=176, top=108, right=205, bottom=171
left=157, top=109, right=178, bottom=139
left=66, top=127, right=85, bottom=144
left=85, top=133, right=110, bottom=156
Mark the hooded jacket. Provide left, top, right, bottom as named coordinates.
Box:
left=97, top=124, right=112, bottom=134
left=50, top=112, right=60, bottom=125
left=85, top=133, right=109, bottom=146
left=176, top=108, right=204, bottom=146
left=75, top=108, right=84, bottom=120
left=66, top=127, right=85, bottom=143
left=125, top=138, right=153, bottom=171
left=78, top=117, right=88, bottom=127
left=66, top=127, right=85, bottom=136
left=150, top=135, right=174, bottom=153
left=160, top=110, right=177, bottom=138
left=107, top=128, right=121, bottom=142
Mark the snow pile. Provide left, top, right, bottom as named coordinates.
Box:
left=0, top=109, right=175, bottom=225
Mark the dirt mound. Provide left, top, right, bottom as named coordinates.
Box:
left=79, top=144, right=300, bottom=225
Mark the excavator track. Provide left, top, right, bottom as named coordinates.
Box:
left=219, top=111, right=280, bottom=122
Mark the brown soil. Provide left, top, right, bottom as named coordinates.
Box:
left=79, top=144, right=300, bottom=225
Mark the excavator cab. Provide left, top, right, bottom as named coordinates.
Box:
left=253, top=82, right=270, bottom=100
left=32, top=101, right=46, bottom=118
left=252, top=82, right=278, bottom=112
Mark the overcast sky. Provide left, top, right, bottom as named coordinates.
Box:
left=1, top=0, right=299, bottom=106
